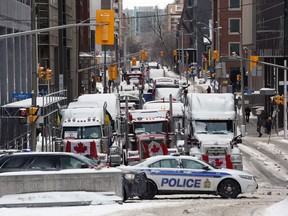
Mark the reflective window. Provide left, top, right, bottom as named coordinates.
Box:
left=230, top=0, right=240, bottom=9
left=149, top=159, right=178, bottom=168
left=0, top=156, right=30, bottom=168
left=29, top=156, right=58, bottom=169
left=182, top=159, right=204, bottom=169
left=229, top=19, right=240, bottom=34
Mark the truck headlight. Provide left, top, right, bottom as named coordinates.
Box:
left=239, top=175, right=253, bottom=180
left=124, top=173, right=135, bottom=180
left=231, top=155, right=242, bottom=162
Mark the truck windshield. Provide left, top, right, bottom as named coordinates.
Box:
left=195, top=120, right=233, bottom=134
left=134, top=122, right=167, bottom=135
left=62, top=126, right=102, bottom=139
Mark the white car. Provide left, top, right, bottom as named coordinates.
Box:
left=119, top=155, right=257, bottom=199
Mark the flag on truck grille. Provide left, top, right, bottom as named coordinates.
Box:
left=141, top=140, right=168, bottom=159
left=65, top=140, right=98, bottom=159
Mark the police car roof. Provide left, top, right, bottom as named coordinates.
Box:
left=134, top=155, right=199, bottom=166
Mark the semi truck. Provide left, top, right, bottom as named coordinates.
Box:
left=61, top=94, right=122, bottom=166
left=185, top=93, right=243, bottom=170
left=126, top=109, right=174, bottom=163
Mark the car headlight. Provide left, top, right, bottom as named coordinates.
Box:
left=239, top=175, right=253, bottom=180
left=124, top=173, right=136, bottom=180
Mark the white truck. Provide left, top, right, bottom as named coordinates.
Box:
left=147, top=62, right=164, bottom=82
left=61, top=103, right=108, bottom=162
left=186, top=93, right=243, bottom=170
left=62, top=93, right=122, bottom=166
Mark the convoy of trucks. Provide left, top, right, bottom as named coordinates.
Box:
left=57, top=61, right=243, bottom=170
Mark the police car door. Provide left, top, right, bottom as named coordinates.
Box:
left=180, top=158, right=214, bottom=192
left=148, top=158, right=183, bottom=192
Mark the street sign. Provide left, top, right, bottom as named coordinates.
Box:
left=12, top=93, right=32, bottom=100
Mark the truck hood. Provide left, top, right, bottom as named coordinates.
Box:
left=195, top=133, right=233, bottom=145
left=136, top=133, right=166, bottom=140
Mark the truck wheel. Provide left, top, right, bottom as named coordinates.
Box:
left=138, top=180, right=157, bottom=200
left=218, top=179, right=241, bottom=198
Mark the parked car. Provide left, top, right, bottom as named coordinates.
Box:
left=119, top=154, right=258, bottom=199
left=0, top=152, right=148, bottom=201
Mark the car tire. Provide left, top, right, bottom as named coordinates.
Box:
left=218, top=179, right=241, bottom=198
left=123, top=187, right=128, bottom=202
left=138, top=180, right=157, bottom=200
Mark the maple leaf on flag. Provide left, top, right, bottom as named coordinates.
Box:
left=214, top=158, right=223, bottom=167
left=74, top=142, right=88, bottom=154
left=150, top=144, right=160, bottom=153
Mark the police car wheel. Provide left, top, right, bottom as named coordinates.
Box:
left=138, top=180, right=157, bottom=200
left=218, top=179, right=241, bottom=198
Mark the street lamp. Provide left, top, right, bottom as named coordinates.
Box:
left=197, top=21, right=222, bottom=54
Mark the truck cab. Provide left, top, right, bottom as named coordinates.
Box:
left=186, top=93, right=243, bottom=170
left=126, top=109, right=172, bottom=163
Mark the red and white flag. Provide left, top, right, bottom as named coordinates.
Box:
left=65, top=140, right=98, bottom=159
left=141, top=141, right=168, bottom=159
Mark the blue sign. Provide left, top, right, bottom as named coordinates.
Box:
left=12, top=93, right=32, bottom=100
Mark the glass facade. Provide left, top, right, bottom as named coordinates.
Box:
left=256, top=0, right=284, bottom=57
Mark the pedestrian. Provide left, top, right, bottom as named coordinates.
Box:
left=265, top=117, right=273, bottom=135
left=245, top=106, right=251, bottom=122
left=256, top=114, right=263, bottom=137
left=206, top=85, right=211, bottom=93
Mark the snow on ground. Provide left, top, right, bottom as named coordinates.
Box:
left=0, top=191, right=287, bottom=216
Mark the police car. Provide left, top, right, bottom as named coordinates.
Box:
left=119, top=155, right=257, bottom=199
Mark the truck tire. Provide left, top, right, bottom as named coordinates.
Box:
left=218, top=179, right=241, bottom=198
left=138, top=180, right=157, bottom=200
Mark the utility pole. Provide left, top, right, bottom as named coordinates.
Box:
left=31, top=0, right=37, bottom=151
left=181, top=32, right=184, bottom=80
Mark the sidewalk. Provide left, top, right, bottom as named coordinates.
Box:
left=242, top=115, right=288, bottom=145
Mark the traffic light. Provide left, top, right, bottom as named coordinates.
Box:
left=236, top=74, right=241, bottom=81
left=108, top=65, right=117, bottom=80
left=96, top=10, right=115, bottom=45
left=249, top=55, right=259, bottom=72
left=28, top=107, right=39, bottom=123
left=38, top=66, right=44, bottom=79
left=132, top=57, right=136, bottom=66
left=160, top=51, right=164, bottom=57
left=45, top=68, right=51, bottom=81
left=213, top=50, right=219, bottom=60
left=173, top=49, right=177, bottom=56
left=19, top=108, right=28, bottom=124
left=274, top=95, right=284, bottom=105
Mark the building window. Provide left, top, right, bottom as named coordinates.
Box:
left=229, top=19, right=240, bottom=34
left=229, top=0, right=240, bottom=10
left=229, top=43, right=240, bottom=56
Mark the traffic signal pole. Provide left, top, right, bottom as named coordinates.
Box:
left=31, top=0, right=37, bottom=151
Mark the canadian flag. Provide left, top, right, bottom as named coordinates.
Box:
left=65, top=140, right=98, bottom=159
left=141, top=141, right=168, bottom=159
left=202, top=154, right=233, bottom=169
